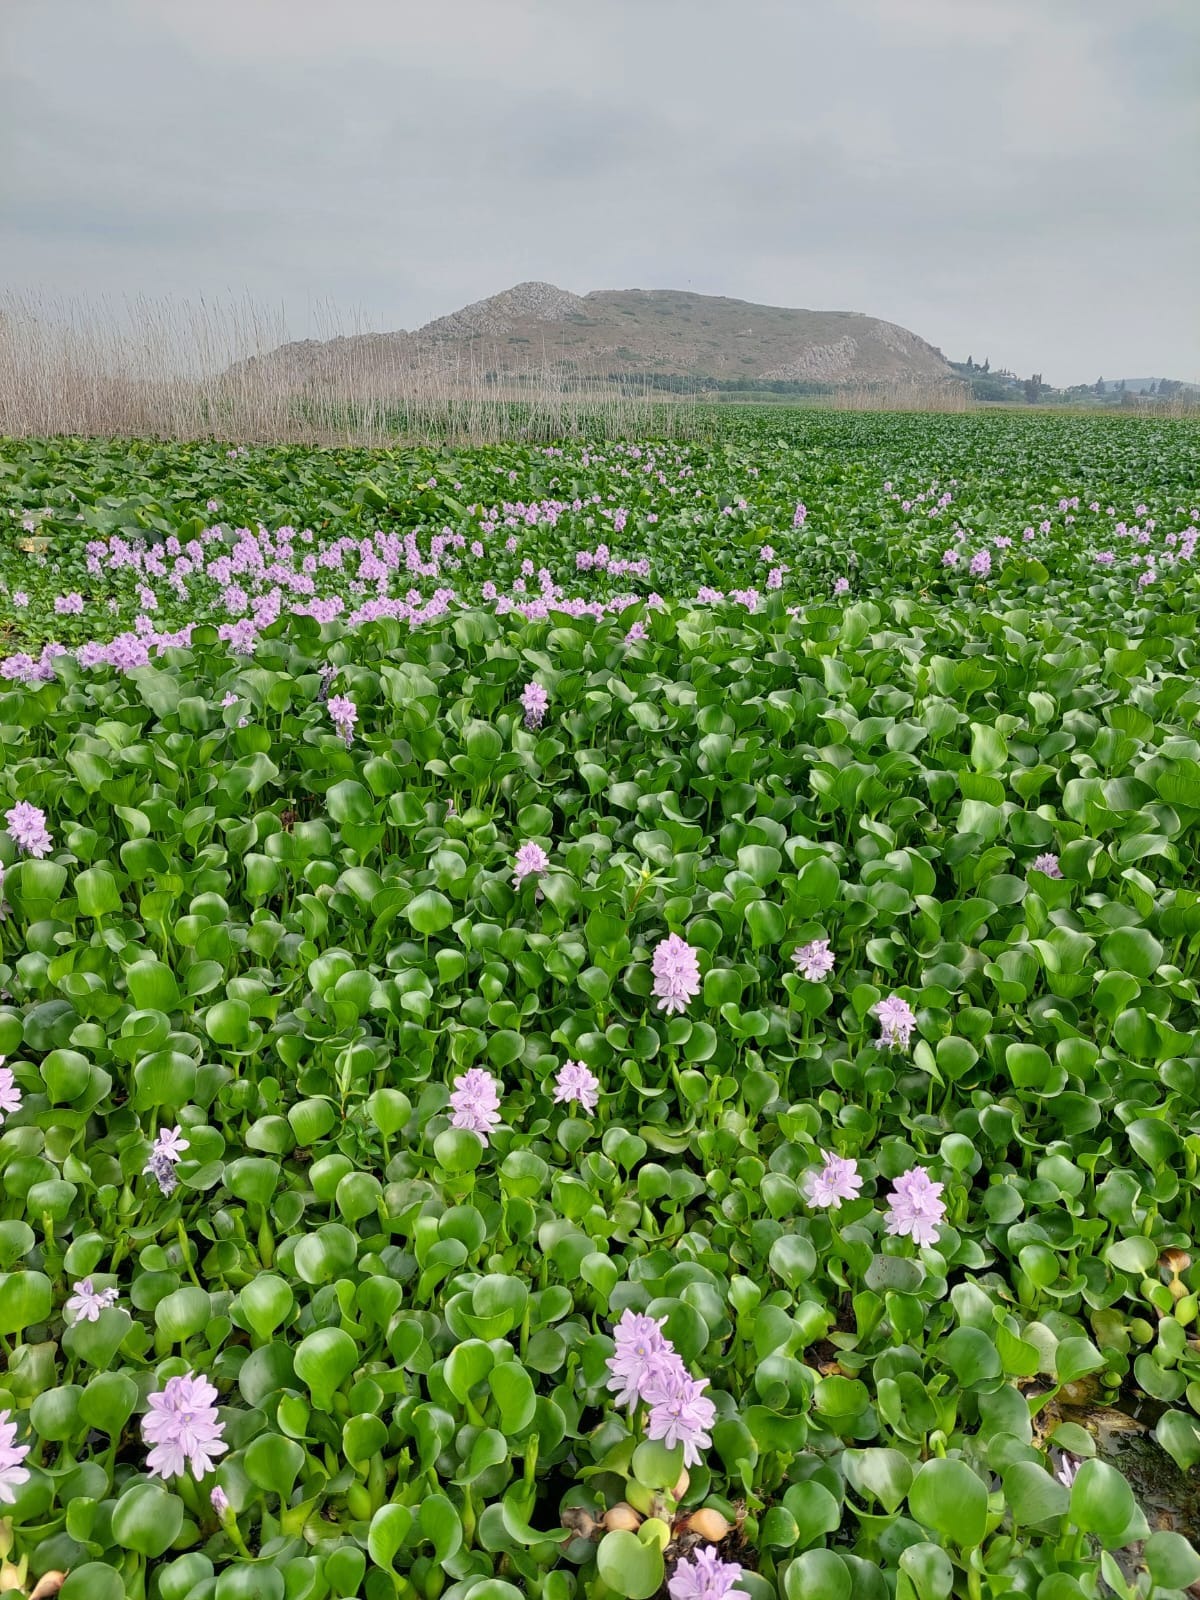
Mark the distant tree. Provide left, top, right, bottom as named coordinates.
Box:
left=1094, top=377, right=1105, bottom=395
left=1117, top=379, right=1126, bottom=394
left=966, top=355, right=974, bottom=370
left=982, top=357, right=990, bottom=373
left=1159, top=378, right=1181, bottom=398
left=1023, top=373, right=1045, bottom=403
left=1147, top=379, right=1158, bottom=395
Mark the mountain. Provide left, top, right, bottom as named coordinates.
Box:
left=231, top=282, right=954, bottom=391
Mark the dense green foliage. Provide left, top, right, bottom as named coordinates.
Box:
left=1, top=413, right=1199, bottom=1600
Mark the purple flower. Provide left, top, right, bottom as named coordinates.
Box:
left=521, top=681, right=549, bottom=729
left=833, top=576, right=850, bottom=597
left=206, top=499, right=220, bottom=513
left=512, top=841, right=549, bottom=887
left=1031, top=853, right=1062, bottom=879
left=669, top=1546, right=745, bottom=1600
left=644, top=1365, right=717, bottom=1468
left=553, top=1059, right=600, bottom=1113
left=143, top=1371, right=227, bottom=1480
left=0, top=1060, right=21, bottom=1122
left=885, top=1166, right=946, bottom=1247
left=1052, top=1450, right=1081, bottom=1489
left=144, top=1125, right=189, bottom=1197
left=5, top=802, right=53, bottom=859
left=605, top=1310, right=680, bottom=1409
left=448, top=1067, right=502, bottom=1144
left=969, top=549, right=992, bottom=578
left=625, top=619, right=648, bottom=644
left=327, top=694, right=357, bottom=746
left=942, top=549, right=959, bottom=567
left=651, top=933, right=701, bottom=1016
left=793, top=502, right=807, bottom=528
left=804, top=1152, right=863, bottom=1210
left=211, top=1484, right=230, bottom=1515
left=873, top=994, right=917, bottom=1050
left=0, top=1410, right=31, bottom=1505
left=64, top=1278, right=119, bottom=1323
left=792, top=939, right=834, bottom=982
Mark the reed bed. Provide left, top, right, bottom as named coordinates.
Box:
left=0, top=292, right=713, bottom=446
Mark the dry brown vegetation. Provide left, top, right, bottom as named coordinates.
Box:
left=0, top=293, right=717, bottom=446
left=830, top=377, right=973, bottom=413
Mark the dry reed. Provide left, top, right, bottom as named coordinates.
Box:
left=830, top=376, right=974, bottom=413
left=0, top=292, right=714, bottom=446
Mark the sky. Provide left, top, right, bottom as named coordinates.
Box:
left=2, top=0, right=1197, bottom=386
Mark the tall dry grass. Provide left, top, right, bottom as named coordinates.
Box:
left=0, top=292, right=713, bottom=446
left=830, top=376, right=974, bottom=413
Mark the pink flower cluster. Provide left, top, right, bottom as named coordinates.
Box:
left=651, top=933, right=702, bottom=1015
left=606, top=1310, right=717, bottom=1467
left=142, top=1371, right=227, bottom=1480
left=4, top=802, right=52, bottom=858
left=448, top=1067, right=503, bottom=1144
left=553, top=1059, right=600, bottom=1112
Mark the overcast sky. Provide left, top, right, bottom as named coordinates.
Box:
left=2, top=0, right=1197, bottom=385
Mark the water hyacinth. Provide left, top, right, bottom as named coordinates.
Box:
left=651, top=932, right=701, bottom=1015
left=668, top=1547, right=745, bottom=1600
left=4, top=801, right=52, bottom=858
left=327, top=693, right=357, bottom=745
left=521, top=680, right=549, bottom=728
left=64, top=1278, right=119, bottom=1322
left=1031, top=852, right=1063, bottom=878
left=873, top=994, right=917, bottom=1050
left=553, top=1059, right=600, bottom=1112
left=606, top=1310, right=673, bottom=1411
left=804, top=1152, right=863, bottom=1210
left=645, top=1365, right=717, bottom=1466
left=0, top=419, right=1195, bottom=1591
left=1052, top=1451, right=1082, bottom=1488
left=512, top=841, right=550, bottom=887
left=143, top=1371, right=227, bottom=1480
left=885, top=1167, right=947, bottom=1247
left=0, top=1060, right=21, bottom=1121
left=144, top=1125, right=189, bottom=1197
left=792, top=938, right=834, bottom=981
left=448, top=1067, right=503, bottom=1144
left=0, top=1410, right=31, bottom=1504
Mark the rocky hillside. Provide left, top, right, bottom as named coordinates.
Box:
left=232, top=282, right=953, bottom=390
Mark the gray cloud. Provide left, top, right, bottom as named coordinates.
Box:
left=2, top=0, right=1196, bottom=383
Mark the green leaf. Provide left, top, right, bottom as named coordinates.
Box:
left=596, top=1529, right=665, bottom=1600
left=783, top=1549, right=852, bottom=1600
left=0, top=1270, right=52, bottom=1335
left=293, top=1326, right=358, bottom=1410
left=326, top=779, right=375, bottom=825
left=368, top=1503, right=414, bottom=1572
left=1157, top=1409, right=1200, bottom=1472
left=1143, top=1530, right=1200, bottom=1589
left=111, top=1481, right=185, bottom=1557
left=1100, top=926, right=1162, bottom=979
left=908, top=1458, right=988, bottom=1549
left=405, top=889, right=455, bottom=934
left=1068, top=1458, right=1141, bottom=1549
left=969, top=722, right=1008, bottom=773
